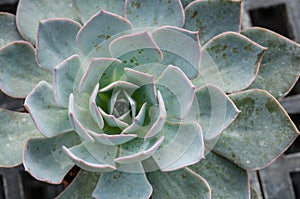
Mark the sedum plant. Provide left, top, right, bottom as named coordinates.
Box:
left=0, top=0, right=300, bottom=198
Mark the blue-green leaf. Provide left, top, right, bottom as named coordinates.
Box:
left=0, top=109, right=41, bottom=167
left=23, top=132, right=81, bottom=184
left=24, top=81, right=72, bottom=137
left=184, top=0, right=241, bottom=45
left=0, top=41, right=51, bottom=98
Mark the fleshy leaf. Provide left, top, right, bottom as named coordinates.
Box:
left=76, top=10, right=132, bottom=56
left=0, top=13, right=23, bottom=48
left=122, top=102, right=147, bottom=134
left=109, top=31, right=162, bottom=62
left=147, top=167, right=211, bottom=199
left=196, top=32, right=266, bottom=93
left=78, top=58, right=121, bottom=94
left=24, top=81, right=72, bottom=137
left=99, top=107, right=129, bottom=129
left=89, top=84, right=104, bottom=128
left=189, top=152, right=249, bottom=198
left=83, top=140, right=117, bottom=166
left=152, top=122, right=204, bottom=171
left=36, top=19, right=82, bottom=71
left=68, top=93, right=98, bottom=141
left=144, top=91, right=166, bottom=139
left=194, top=84, right=240, bottom=140
left=184, top=0, right=241, bottom=45
left=124, top=0, right=184, bottom=28
left=88, top=130, right=137, bottom=145
left=63, top=143, right=116, bottom=172
left=242, top=27, right=300, bottom=98
left=123, top=67, right=157, bottom=104
left=156, top=65, right=195, bottom=120
left=213, top=89, right=299, bottom=170
left=93, top=167, right=152, bottom=199
left=72, top=0, right=125, bottom=23
left=152, top=26, right=201, bottom=79
left=0, top=41, right=51, bottom=98
left=54, top=55, right=81, bottom=108
left=56, top=170, right=100, bottom=199
left=0, top=109, right=41, bottom=167
left=16, top=0, right=80, bottom=44
left=115, top=136, right=164, bottom=164
left=23, top=132, right=81, bottom=184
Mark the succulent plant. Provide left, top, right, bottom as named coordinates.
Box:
left=0, top=0, right=299, bottom=198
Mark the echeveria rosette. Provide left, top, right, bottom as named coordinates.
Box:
left=0, top=1, right=299, bottom=199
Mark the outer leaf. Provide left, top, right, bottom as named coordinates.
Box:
left=56, top=170, right=100, bottom=199
left=93, top=167, right=152, bottom=199
left=36, top=19, right=82, bottom=71
left=0, top=109, right=41, bottom=167
left=124, top=0, right=184, bottom=28
left=194, top=84, right=240, bottom=140
left=63, top=143, right=116, bottom=172
left=16, top=0, right=80, bottom=44
left=147, top=167, right=211, bottom=199
left=0, top=41, right=51, bottom=98
left=54, top=55, right=81, bottom=108
left=72, top=0, right=125, bottom=23
left=23, top=132, right=81, bottom=184
left=184, top=0, right=241, bottom=45
left=189, top=152, right=250, bottom=199
left=242, top=27, right=300, bottom=99
left=24, top=81, right=72, bottom=137
left=196, top=32, right=266, bottom=93
left=0, top=13, right=23, bottom=48
left=152, top=122, right=204, bottom=171
left=213, top=89, right=299, bottom=170
left=152, top=26, right=201, bottom=79
left=76, top=10, right=132, bottom=56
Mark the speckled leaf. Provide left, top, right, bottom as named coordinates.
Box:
left=124, top=0, right=184, bottom=28
left=195, top=84, right=239, bottom=140
left=23, top=132, right=81, bottom=184
left=36, top=19, right=82, bottom=71
left=63, top=143, right=116, bottom=172
left=93, top=166, right=152, bottom=199
left=184, top=0, right=241, bottom=45
left=0, top=109, right=41, bottom=167
left=24, top=81, right=72, bottom=137
left=54, top=55, right=81, bottom=108
left=189, top=152, right=249, bottom=199
left=152, top=26, right=201, bottom=79
left=0, top=13, right=23, bottom=48
left=196, top=32, right=266, bottom=93
left=73, top=0, right=125, bottom=23
left=115, top=136, right=164, bottom=164
left=16, top=0, right=80, bottom=44
left=0, top=41, right=51, bottom=98
left=147, top=167, right=211, bottom=199
left=213, top=89, right=299, bottom=170
left=242, top=27, right=300, bottom=99
left=152, top=122, right=204, bottom=171
left=77, top=10, right=132, bottom=56
left=56, top=170, right=100, bottom=199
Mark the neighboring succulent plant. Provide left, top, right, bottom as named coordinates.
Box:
left=0, top=0, right=299, bottom=198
